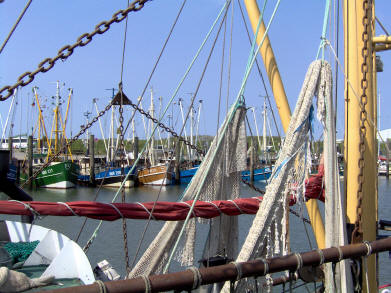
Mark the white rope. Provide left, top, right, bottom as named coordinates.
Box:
left=135, top=202, right=156, bottom=221
left=182, top=202, right=197, bottom=218
left=208, top=201, right=222, bottom=215
left=9, top=200, right=41, bottom=218
left=228, top=199, right=244, bottom=214
left=57, top=202, right=79, bottom=217
left=335, top=246, right=344, bottom=262
left=231, top=262, right=243, bottom=281
left=363, top=241, right=372, bottom=256
left=188, top=266, right=202, bottom=289
left=294, top=253, right=303, bottom=271
left=107, top=203, right=124, bottom=219
left=94, top=280, right=107, bottom=293
left=316, top=249, right=325, bottom=265
left=256, top=257, right=269, bottom=275
left=141, top=275, right=151, bottom=293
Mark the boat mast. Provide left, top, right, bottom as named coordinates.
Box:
left=54, top=81, right=60, bottom=155
left=195, top=100, right=203, bottom=157
left=262, top=97, right=267, bottom=162
left=149, top=88, right=155, bottom=165
left=244, top=0, right=325, bottom=248
left=178, top=98, right=190, bottom=159
left=344, top=0, right=377, bottom=290
left=190, top=98, right=194, bottom=161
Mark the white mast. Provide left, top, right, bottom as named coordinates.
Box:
left=149, top=88, right=155, bottom=165
left=93, top=98, right=108, bottom=154
left=1, top=89, right=17, bottom=146
left=251, top=107, right=262, bottom=152
left=190, top=102, right=194, bottom=161
left=262, top=97, right=267, bottom=162
left=178, top=98, right=190, bottom=159
left=194, top=100, right=203, bottom=156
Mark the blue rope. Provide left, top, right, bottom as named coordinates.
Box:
left=316, top=0, right=331, bottom=60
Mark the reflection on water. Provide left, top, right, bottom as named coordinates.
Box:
left=0, top=178, right=390, bottom=291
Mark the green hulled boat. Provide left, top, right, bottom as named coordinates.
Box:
left=35, top=161, right=79, bottom=189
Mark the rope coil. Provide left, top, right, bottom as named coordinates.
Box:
left=57, top=202, right=79, bottom=217
left=188, top=267, right=202, bottom=289
left=108, top=203, right=124, bottom=218
left=231, top=262, right=243, bottom=281
left=228, top=199, right=244, bottom=214
left=316, top=249, right=325, bottom=265
left=182, top=202, right=197, bottom=218
left=135, top=202, right=156, bottom=221
left=293, top=253, right=303, bottom=271
left=256, top=257, right=269, bottom=275
left=363, top=241, right=372, bottom=256
left=95, top=280, right=107, bottom=293
left=141, top=275, right=152, bottom=293
left=208, top=201, right=222, bottom=215
left=9, top=200, right=41, bottom=218
left=335, top=246, right=344, bottom=262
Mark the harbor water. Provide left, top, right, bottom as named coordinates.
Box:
left=1, top=178, right=390, bottom=292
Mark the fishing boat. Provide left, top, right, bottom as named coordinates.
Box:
left=137, top=163, right=173, bottom=186
left=0, top=220, right=95, bottom=290
left=137, top=89, right=174, bottom=186
left=33, top=83, right=79, bottom=189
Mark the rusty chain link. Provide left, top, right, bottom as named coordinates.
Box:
left=0, top=0, right=150, bottom=101
left=118, top=85, right=131, bottom=275
left=21, top=102, right=114, bottom=187
left=352, top=0, right=372, bottom=244
left=127, top=98, right=205, bottom=156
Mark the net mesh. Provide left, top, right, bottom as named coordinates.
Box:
left=128, top=105, right=247, bottom=278
left=223, top=60, right=330, bottom=292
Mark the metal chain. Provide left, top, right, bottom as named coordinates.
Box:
left=118, top=86, right=131, bottom=275
left=21, top=101, right=113, bottom=187
left=127, top=98, right=205, bottom=156
left=0, top=0, right=150, bottom=101
left=352, top=0, right=372, bottom=243
left=241, top=179, right=265, bottom=194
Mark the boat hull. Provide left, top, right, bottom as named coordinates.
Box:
left=95, top=166, right=135, bottom=188
left=177, top=166, right=272, bottom=184
left=138, top=165, right=172, bottom=186
left=35, top=161, right=79, bottom=189
left=241, top=166, right=272, bottom=182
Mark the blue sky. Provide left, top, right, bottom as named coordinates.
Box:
left=1, top=0, right=391, bottom=141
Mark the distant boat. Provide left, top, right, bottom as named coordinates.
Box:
left=137, top=164, right=173, bottom=186
left=95, top=166, right=136, bottom=188
left=178, top=165, right=272, bottom=184
left=35, top=161, right=79, bottom=189
left=241, top=166, right=272, bottom=182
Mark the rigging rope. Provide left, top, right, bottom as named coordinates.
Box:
left=163, top=0, right=282, bottom=274
left=83, top=0, right=228, bottom=253
left=316, top=0, right=331, bottom=60
left=0, top=0, right=33, bottom=55
left=0, top=0, right=151, bottom=101
left=237, top=0, right=281, bottom=139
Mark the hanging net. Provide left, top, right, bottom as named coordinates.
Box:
left=222, top=60, right=332, bottom=292
left=128, top=104, right=247, bottom=278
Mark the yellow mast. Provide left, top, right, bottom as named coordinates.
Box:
left=33, top=87, right=50, bottom=152
left=244, top=0, right=325, bottom=249
left=344, top=0, right=377, bottom=291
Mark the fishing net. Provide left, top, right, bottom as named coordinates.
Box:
left=222, top=60, right=331, bottom=292
left=128, top=105, right=247, bottom=278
